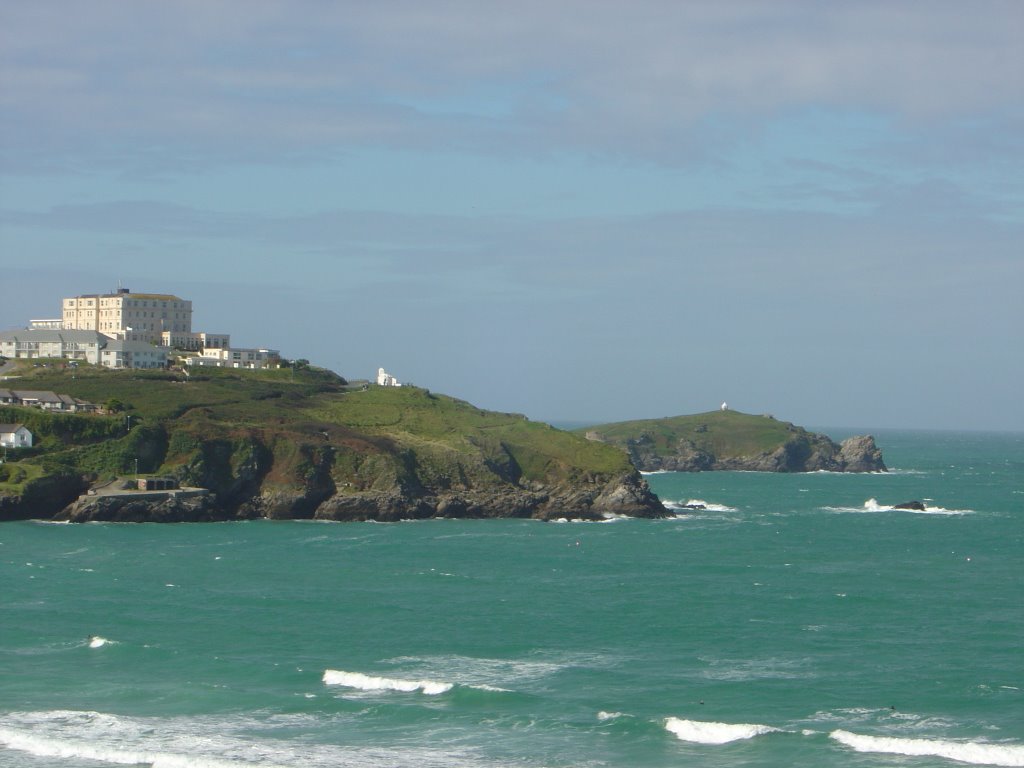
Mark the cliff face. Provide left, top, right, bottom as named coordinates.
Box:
left=581, top=411, right=886, bottom=473
left=57, top=441, right=662, bottom=524
left=7, top=375, right=666, bottom=522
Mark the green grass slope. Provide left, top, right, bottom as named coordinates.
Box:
left=580, top=409, right=799, bottom=461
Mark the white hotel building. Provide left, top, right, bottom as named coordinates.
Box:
left=63, top=288, right=192, bottom=344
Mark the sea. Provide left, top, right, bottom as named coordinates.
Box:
left=1, top=429, right=1022, bottom=768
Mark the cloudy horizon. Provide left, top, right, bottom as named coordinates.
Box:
left=2, top=1, right=1022, bottom=431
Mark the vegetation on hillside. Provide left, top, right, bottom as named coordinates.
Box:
left=579, top=409, right=800, bottom=460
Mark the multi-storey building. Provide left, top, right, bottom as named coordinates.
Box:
left=62, top=288, right=192, bottom=343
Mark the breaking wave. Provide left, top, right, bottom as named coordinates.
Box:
left=665, top=717, right=781, bottom=745
left=663, top=499, right=737, bottom=514
left=0, top=709, right=489, bottom=768
left=830, top=730, right=1024, bottom=766
left=322, top=669, right=453, bottom=695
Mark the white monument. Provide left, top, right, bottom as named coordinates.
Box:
left=721, top=402, right=728, bottom=411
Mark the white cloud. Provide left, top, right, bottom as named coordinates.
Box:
left=2, top=1, right=1021, bottom=168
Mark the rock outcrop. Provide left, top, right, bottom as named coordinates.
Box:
left=60, top=489, right=221, bottom=523
left=58, top=472, right=663, bottom=523
left=836, top=435, right=887, bottom=473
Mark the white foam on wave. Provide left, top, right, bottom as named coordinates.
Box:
left=665, top=717, right=780, bottom=745
left=0, top=726, right=244, bottom=767
left=549, top=516, right=623, bottom=524
left=663, top=499, right=737, bottom=514
left=830, top=730, right=1024, bottom=766
left=823, top=498, right=974, bottom=516
left=0, top=709, right=488, bottom=768
left=0, top=711, right=279, bottom=768
left=87, top=635, right=115, bottom=649
left=322, top=669, right=453, bottom=695
left=384, top=654, right=564, bottom=692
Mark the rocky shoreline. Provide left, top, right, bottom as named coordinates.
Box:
left=55, top=472, right=666, bottom=523
left=626, top=433, right=886, bottom=473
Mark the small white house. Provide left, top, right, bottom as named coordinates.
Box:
left=0, top=424, right=33, bottom=449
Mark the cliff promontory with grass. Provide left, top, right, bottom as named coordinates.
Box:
left=0, top=364, right=664, bottom=522
left=578, top=409, right=885, bottom=473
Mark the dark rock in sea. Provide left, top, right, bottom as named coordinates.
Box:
left=679, top=503, right=706, bottom=510
left=893, top=500, right=926, bottom=511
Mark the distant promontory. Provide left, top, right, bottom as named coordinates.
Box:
left=577, top=410, right=886, bottom=473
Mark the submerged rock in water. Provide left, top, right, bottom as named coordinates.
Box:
left=893, top=500, right=926, bottom=511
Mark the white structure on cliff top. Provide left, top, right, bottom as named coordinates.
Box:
left=376, top=367, right=401, bottom=387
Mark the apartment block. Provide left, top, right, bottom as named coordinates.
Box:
left=0, top=330, right=108, bottom=364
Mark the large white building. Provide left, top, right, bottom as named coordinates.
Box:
left=62, top=288, right=192, bottom=344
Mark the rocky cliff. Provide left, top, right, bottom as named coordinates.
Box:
left=580, top=410, right=886, bottom=473
left=2, top=368, right=666, bottom=522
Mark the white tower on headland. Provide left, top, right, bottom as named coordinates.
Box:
left=377, top=367, right=402, bottom=387
left=721, top=402, right=728, bottom=411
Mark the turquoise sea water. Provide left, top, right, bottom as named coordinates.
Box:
left=1, top=430, right=1022, bottom=767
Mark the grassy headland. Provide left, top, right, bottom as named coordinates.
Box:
left=577, top=409, right=885, bottom=473
left=0, top=363, right=661, bottom=521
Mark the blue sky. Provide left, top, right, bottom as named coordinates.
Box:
left=2, top=1, right=1022, bottom=431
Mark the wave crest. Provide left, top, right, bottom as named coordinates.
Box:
left=322, top=669, right=453, bottom=695
left=830, top=730, right=1024, bottom=766
left=665, top=717, right=780, bottom=744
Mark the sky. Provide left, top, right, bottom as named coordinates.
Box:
left=2, top=1, right=1022, bottom=431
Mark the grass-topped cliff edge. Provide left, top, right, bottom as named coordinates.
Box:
left=577, top=409, right=886, bottom=473
left=0, top=363, right=663, bottom=522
